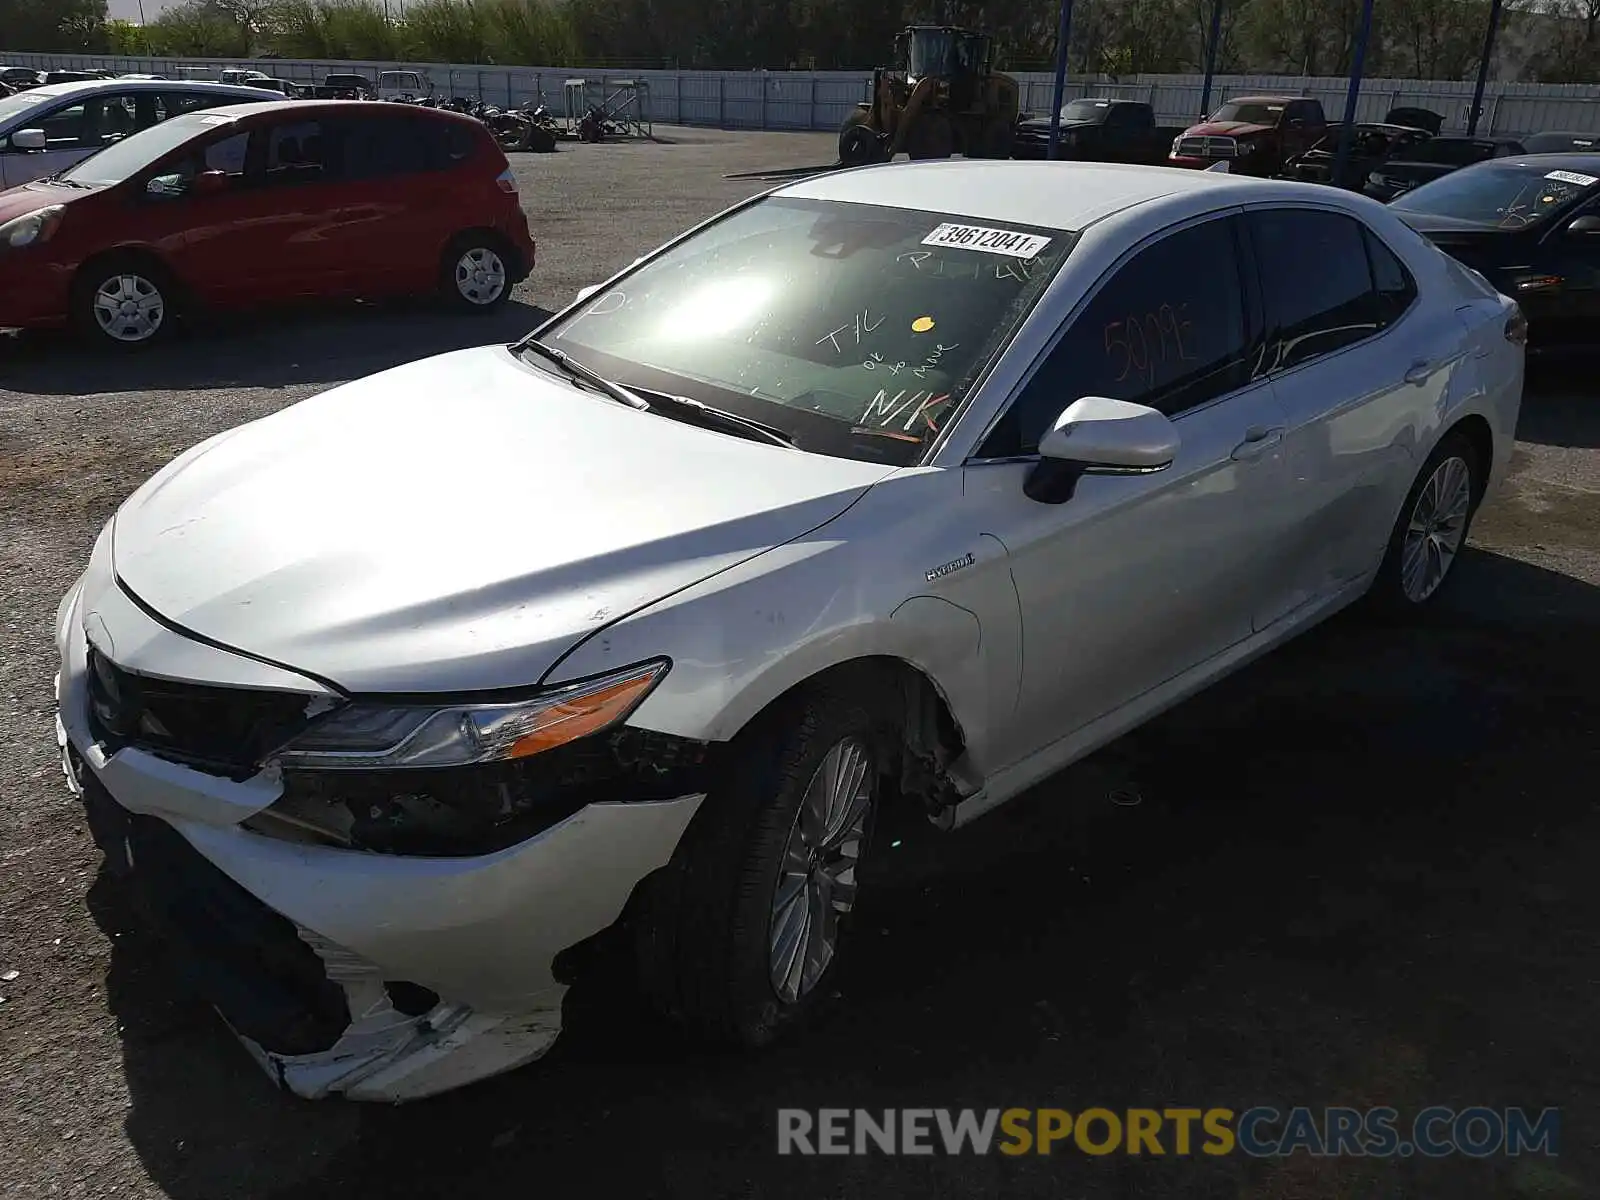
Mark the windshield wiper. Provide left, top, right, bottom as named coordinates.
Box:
left=516, top=339, right=650, bottom=411
left=642, top=391, right=798, bottom=448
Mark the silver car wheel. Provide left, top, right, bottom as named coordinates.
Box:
left=768, top=736, right=873, bottom=1004
left=1401, top=454, right=1473, bottom=603
left=454, top=247, right=507, bottom=305
left=92, top=273, right=165, bottom=343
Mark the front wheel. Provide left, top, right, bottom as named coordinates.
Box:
left=1366, top=431, right=1484, bottom=614
left=438, top=233, right=514, bottom=312
left=71, top=257, right=177, bottom=350
left=636, top=677, right=890, bottom=1046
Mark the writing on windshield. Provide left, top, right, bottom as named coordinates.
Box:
left=541, top=197, right=1073, bottom=465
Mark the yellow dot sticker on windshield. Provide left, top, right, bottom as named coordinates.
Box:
left=912, top=316, right=935, bottom=333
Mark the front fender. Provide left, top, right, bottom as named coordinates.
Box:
left=540, top=469, right=1018, bottom=777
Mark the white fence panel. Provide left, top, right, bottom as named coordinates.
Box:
left=8, top=51, right=1600, bottom=135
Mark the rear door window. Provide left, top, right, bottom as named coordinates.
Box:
left=1248, top=208, right=1383, bottom=371
left=980, top=216, right=1252, bottom=458
left=340, top=114, right=430, bottom=179
left=264, top=119, right=333, bottom=186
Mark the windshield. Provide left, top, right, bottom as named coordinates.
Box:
left=1393, top=163, right=1598, bottom=228
left=1401, top=139, right=1495, bottom=166
left=59, top=111, right=231, bottom=185
left=535, top=197, right=1072, bottom=465
left=1210, top=101, right=1283, bottom=126
left=1061, top=100, right=1111, bottom=121
left=0, top=90, right=48, bottom=124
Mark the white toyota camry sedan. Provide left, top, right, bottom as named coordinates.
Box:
left=55, top=160, right=1525, bottom=1101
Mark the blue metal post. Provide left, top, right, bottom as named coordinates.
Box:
left=1468, top=0, right=1506, bottom=135
left=1198, top=0, right=1225, bottom=119
left=1046, top=0, right=1077, bottom=159
left=1331, top=0, right=1377, bottom=189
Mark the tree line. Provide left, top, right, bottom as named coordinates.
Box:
left=5, top=0, right=1600, bottom=83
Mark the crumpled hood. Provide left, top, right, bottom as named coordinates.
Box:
left=111, top=346, right=894, bottom=693
left=1181, top=120, right=1272, bottom=138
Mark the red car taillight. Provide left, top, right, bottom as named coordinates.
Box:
left=1505, top=306, right=1528, bottom=345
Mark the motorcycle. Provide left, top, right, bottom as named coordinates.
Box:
left=488, top=99, right=560, bottom=153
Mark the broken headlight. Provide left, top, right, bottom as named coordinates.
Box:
left=273, top=659, right=669, bottom=770
left=248, top=659, right=706, bottom=856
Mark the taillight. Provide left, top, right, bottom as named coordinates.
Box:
left=1505, top=306, right=1528, bottom=345
left=495, top=166, right=518, bottom=194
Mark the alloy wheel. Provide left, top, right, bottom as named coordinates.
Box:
left=1401, top=454, right=1473, bottom=603
left=768, top=736, right=873, bottom=1004
left=454, top=247, right=507, bottom=305
left=92, top=273, right=165, bottom=343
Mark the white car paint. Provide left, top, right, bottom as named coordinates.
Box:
left=0, top=79, right=266, bottom=188
left=55, top=160, right=1524, bottom=1100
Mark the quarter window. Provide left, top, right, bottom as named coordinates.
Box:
left=979, top=217, right=1251, bottom=458
left=1248, top=209, right=1382, bottom=372
left=1364, top=230, right=1417, bottom=326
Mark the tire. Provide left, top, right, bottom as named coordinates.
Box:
left=968, top=116, right=1015, bottom=160
left=527, top=125, right=557, bottom=153
left=905, top=114, right=955, bottom=160
left=1365, top=430, right=1484, bottom=615
left=71, top=255, right=178, bottom=351
left=837, top=122, right=882, bottom=167
left=636, top=674, right=894, bottom=1047
left=438, top=232, right=515, bottom=312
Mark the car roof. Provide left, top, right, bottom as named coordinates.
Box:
left=1495, top=153, right=1600, bottom=172
left=780, top=160, right=1275, bottom=233
left=196, top=97, right=477, bottom=123
left=23, top=78, right=268, bottom=102
left=1226, top=95, right=1300, bottom=104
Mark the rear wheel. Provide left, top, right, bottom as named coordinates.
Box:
left=71, top=255, right=177, bottom=351
left=904, top=114, right=954, bottom=160
left=968, top=116, right=1015, bottom=160
left=1366, top=431, right=1484, bottom=614
left=438, top=232, right=514, bottom=312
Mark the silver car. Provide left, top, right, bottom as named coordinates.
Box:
left=55, top=161, right=1525, bottom=1101
left=0, top=79, right=266, bottom=188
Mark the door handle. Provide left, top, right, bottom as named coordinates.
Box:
left=1230, top=425, right=1284, bottom=461
left=1403, top=360, right=1433, bottom=386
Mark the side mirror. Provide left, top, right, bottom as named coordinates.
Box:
left=1566, top=214, right=1600, bottom=235
left=191, top=169, right=229, bottom=196
left=1025, top=397, right=1179, bottom=504
left=10, top=128, right=47, bottom=151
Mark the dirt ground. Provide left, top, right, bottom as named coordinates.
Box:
left=1, top=130, right=1597, bottom=1200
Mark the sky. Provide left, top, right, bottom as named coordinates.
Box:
left=106, top=0, right=178, bottom=24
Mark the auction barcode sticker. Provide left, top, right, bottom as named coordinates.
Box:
left=922, top=223, right=1052, bottom=258
left=1545, top=169, right=1598, bottom=186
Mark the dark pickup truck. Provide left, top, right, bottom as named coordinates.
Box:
left=310, top=72, right=372, bottom=99
left=1011, top=99, right=1186, bottom=164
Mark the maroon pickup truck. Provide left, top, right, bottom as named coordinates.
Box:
left=1168, top=95, right=1328, bottom=176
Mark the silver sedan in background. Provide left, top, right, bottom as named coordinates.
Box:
left=54, top=161, right=1524, bottom=1100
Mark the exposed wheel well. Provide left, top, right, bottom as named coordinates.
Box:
left=1445, top=414, right=1494, bottom=497
left=735, top=656, right=970, bottom=821
left=74, top=248, right=182, bottom=300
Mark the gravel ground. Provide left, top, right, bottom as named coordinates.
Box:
left=1, top=130, right=1597, bottom=1200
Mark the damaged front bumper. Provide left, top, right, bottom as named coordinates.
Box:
left=56, top=576, right=703, bottom=1102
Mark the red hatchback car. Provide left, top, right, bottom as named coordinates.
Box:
left=0, top=99, right=536, bottom=348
